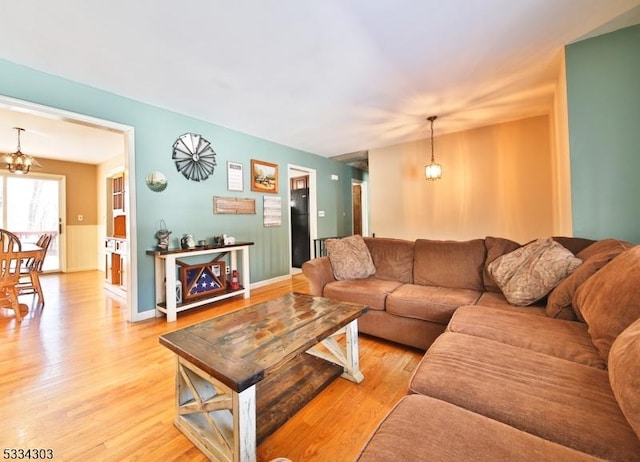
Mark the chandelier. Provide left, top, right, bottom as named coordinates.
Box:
left=424, top=116, right=441, bottom=181
left=5, top=127, right=40, bottom=175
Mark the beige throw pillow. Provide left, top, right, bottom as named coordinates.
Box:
left=488, top=237, right=582, bottom=306
left=483, top=236, right=521, bottom=293
left=325, top=235, right=376, bottom=280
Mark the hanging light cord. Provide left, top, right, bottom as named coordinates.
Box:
left=15, top=127, right=24, bottom=153
left=427, top=116, right=437, bottom=162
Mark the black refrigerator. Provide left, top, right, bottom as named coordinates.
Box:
left=291, top=187, right=310, bottom=268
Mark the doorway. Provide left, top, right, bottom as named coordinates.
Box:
left=290, top=174, right=310, bottom=268
left=0, top=94, right=137, bottom=321
left=288, top=165, right=317, bottom=272
left=352, top=179, right=368, bottom=237
left=0, top=173, right=64, bottom=271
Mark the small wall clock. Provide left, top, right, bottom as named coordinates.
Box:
left=172, top=133, right=217, bottom=181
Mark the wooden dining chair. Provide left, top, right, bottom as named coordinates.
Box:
left=17, top=233, right=52, bottom=307
left=0, top=229, right=25, bottom=321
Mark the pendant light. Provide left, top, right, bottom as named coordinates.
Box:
left=424, top=116, right=441, bottom=181
left=4, top=127, right=40, bottom=175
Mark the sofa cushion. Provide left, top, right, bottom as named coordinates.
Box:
left=483, top=236, right=521, bottom=293
left=573, top=245, right=640, bottom=362
left=577, top=238, right=633, bottom=261
left=546, top=239, right=632, bottom=321
left=413, top=239, right=486, bottom=291
left=386, top=284, right=481, bottom=324
left=364, top=237, right=414, bottom=284
left=409, top=332, right=640, bottom=460
left=358, top=310, right=446, bottom=351
left=323, top=278, right=403, bottom=311
left=325, top=235, right=376, bottom=280
left=488, top=237, right=582, bottom=306
left=475, top=292, right=546, bottom=314
left=552, top=236, right=597, bottom=256
left=609, top=317, right=640, bottom=440
left=356, top=395, right=601, bottom=462
left=448, top=306, right=606, bottom=369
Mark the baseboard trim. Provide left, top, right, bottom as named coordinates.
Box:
left=132, top=309, right=157, bottom=322
left=251, top=274, right=292, bottom=289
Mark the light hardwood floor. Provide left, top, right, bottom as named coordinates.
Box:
left=1, top=271, right=423, bottom=461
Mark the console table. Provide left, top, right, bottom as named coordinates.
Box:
left=146, top=242, right=254, bottom=322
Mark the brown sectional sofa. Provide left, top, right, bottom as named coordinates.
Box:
left=302, top=236, right=597, bottom=350
left=302, top=236, right=640, bottom=461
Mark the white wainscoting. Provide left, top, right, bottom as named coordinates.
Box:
left=66, top=225, right=99, bottom=272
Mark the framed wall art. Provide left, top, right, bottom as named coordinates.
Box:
left=227, top=161, right=244, bottom=191
left=251, top=159, right=279, bottom=194
left=177, top=259, right=226, bottom=301
left=263, top=196, right=282, bottom=227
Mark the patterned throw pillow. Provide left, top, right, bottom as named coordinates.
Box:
left=483, top=236, right=521, bottom=293
left=488, top=237, right=582, bottom=306
left=325, top=235, right=376, bottom=280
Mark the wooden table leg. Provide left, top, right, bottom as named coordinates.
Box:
left=154, top=255, right=165, bottom=318
left=241, top=247, right=250, bottom=299
left=306, top=319, right=364, bottom=384
left=164, top=255, right=178, bottom=322
left=343, top=319, right=364, bottom=383
left=234, top=385, right=257, bottom=462
left=174, top=357, right=256, bottom=462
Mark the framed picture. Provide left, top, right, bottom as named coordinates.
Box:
left=177, top=259, right=226, bottom=301
left=227, top=161, right=243, bottom=191
left=250, top=159, right=279, bottom=194
left=263, top=196, right=282, bottom=227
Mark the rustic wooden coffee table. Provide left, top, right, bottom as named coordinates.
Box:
left=159, top=293, right=369, bottom=462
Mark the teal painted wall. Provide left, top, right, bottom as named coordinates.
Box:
left=0, top=59, right=363, bottom=313
left=566, top=25, right=640, bottom=243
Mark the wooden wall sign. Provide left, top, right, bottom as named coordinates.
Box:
left=213, top=196, right=256, bottom=214
left=263, top=196, right=282, bottom=227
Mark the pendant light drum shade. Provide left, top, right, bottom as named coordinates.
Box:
left=425, top=161, right=442, bottom=180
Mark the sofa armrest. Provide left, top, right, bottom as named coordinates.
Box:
left=302, top=257, right=336, bottom=296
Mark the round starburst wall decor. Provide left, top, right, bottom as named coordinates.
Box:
left=172, top=133, right=217, bottom=182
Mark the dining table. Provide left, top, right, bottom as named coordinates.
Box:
left=20, top=243, right=44, bottom=260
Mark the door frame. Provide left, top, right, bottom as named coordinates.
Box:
left=352, top=179, right=369, bottom=236
left=0, top=94, right=138, bottom=321
left=287, top=164, right=317, bottom=273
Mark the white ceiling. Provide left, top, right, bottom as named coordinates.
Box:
left=0, top=106, right=125, bottom=165
left=0, top=0, right=639, bottom=164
